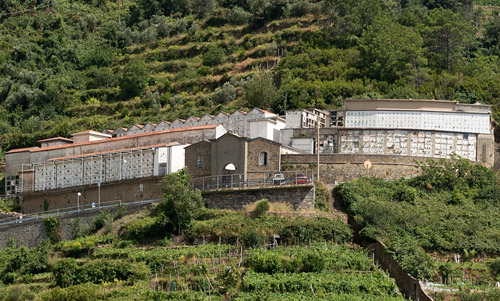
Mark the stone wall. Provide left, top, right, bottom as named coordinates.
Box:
left=20, top=176, right=163, bottom=213
left=0, top=203, right=150, bottom=248
left=282, top=154, right=423, bottom=183
left=368, top=241, right=433, bottom=301
left=247, top=138, right=280, bottom=174
left=202, top=184, right=315, bottom=211
left=185, top=141, right=212, bottom=178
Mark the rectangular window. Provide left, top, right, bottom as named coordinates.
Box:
left=195, top=156, right=204, bottom=169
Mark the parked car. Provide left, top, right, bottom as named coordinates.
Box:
left=294, top=173, right=308, bottom=184
left=273, top=173, right=286, bottom=185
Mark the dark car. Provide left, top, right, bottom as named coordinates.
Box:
left=295, top=173, right=308, bottom=184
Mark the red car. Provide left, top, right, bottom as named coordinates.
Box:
left=295, top=173, right=308, bottom=184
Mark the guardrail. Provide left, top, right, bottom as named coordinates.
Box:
left=0, top=198, right=163, bottom=228
left=191, top=170, right=314, bottom=191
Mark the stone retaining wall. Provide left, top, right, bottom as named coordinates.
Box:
left=0, top=203, right=150, bottom=248
left=202, top=184, right=315, bottom=210
left=368, top=241, right=433, bottom=301
left=282, top=154, right=423, bottom=183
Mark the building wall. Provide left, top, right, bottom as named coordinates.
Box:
left=339, top=129, right=478, bottom=161
left=6, top=126, right=224, bottom=194
left=247, top=139, right=281, bottom=175
left=211, top=134, right=247, bottom=177
left=345, top=110, right=490, bottom=134
left=185, top=142, right=212, bottom=177
left=202, top=184, right=315, bottom=211
left=20, top=176, right=164, bottom=213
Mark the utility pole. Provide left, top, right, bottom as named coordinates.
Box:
left=316, top=118, right=320, bottom=182
left=118, top=0, right=121, bottom=25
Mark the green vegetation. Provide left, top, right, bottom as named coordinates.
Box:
left=334, top=156, right=500, bottom=287
left=1, top=0, right=500, bottom=158
left=0, top=170, right=403, bottom=299
left=0, top=209, right=400, bottom=299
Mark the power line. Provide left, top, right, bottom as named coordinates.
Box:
left=0, top=0, right=68, bottom=18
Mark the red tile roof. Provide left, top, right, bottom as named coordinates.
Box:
left=6, top=147, right=39, bottom=154
left=47, top=143, right=175, bottom=161
left=7, top=124, right=220, bottom=154
left=37, top=137, right=73, bottom=143
left=71, top=130, right=109, bottom=136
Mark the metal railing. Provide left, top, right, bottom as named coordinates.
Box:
left=191, top=170, right=314, bottom=191
left=0, top=198, right=163, bottom=228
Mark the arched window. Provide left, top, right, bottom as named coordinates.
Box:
left=259, top=152, right=268, bottom=166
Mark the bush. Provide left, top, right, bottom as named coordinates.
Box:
left=92, top=211, right=113, bottom=233
left=253, top=199, right=270, bottom=217
left=314, top=181, right=330, bottom=212
left=202, top=45, right=225, bottom=66
left=227, top=6, right=250, bottom=25
left=212, top=82, right=236, bottom=105
left=280, top=217, right=352, bottom=245
left=44, top=216, right=61, bottom=243
left=123, top=216, right=162, bottom=241
left=241, top=228, right=267, bottom=248
left=53, top=258, right=150, bottom=287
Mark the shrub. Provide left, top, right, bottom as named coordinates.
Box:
left=71, top=218, right=90, bottom=239
left=53, top=258, right=79, bottom=287
left=241, top=228, right=267, bottom=248
left=253, top=199, right=270, bottom=217
left=246, top=249, right=284, bottom=274
left=202, top=45, right=225, bottom=66
left=280, top=217, right=352, bottom=245
left=92, top=211, right=113, bottom=233
left=314, top=181, right=330, bottom=212
left=212, top=82, right=236, bottom=105
left=123, top=216, right=161, bottom=241
left=227, top=6, right=250, bottom=25
left=392, top=184, right=417, bottom=203
left=53, top=258, right=150, bottom=287
left=44, top=216, right=61, bottom=243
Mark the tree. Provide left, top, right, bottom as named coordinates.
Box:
left=212, top=82, right=236, bottom=104
left=243, top=71, right=280, bottom=108
left=119, top=59, right=149, bottom=99
left=157, top=168, right=204, bottom=234
left=481, top=15, right=500, bottom=57
left=202, top=45, right=225, bottom=66
left=422, top=8, right=471, bottom=71
left=359, top=19, right=426, bottom=83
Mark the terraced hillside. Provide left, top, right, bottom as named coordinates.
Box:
left=3, top=0, right=500, bottom=157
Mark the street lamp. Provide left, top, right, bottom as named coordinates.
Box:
left=77, top=192, right=81, bottom=212
left=97, top=182, right=101, bottom=208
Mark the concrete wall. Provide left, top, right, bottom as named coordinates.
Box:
left=202, top=184, right=315, bottom=211
left=211, top=134, right=247, bottom=177
left=0, top=204, right=150, bottom=248
left=6, top=126, right=225, bottom=191
left=282, top=154, right=423, bottom=183
left=20, top=176, right=164, bottom=213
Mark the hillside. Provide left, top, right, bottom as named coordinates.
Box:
left=334, top=156, right=500, bottom=300
left=0, top=200, right=404, bottom=300
left=2, top=0, right=500, bottom=157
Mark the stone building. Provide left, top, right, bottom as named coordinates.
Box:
left=185, top=132, right=304, bottom=183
